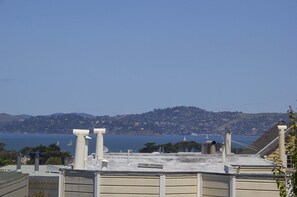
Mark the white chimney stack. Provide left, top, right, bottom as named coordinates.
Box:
left=277, top=125, right=287, bottom=167
left=73, top=129, right=89, bottom=169
left=225, top=131, right=231, bottom=155
left=94, top=128, right=106, bottom=160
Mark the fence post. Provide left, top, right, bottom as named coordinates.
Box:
left=160, top=174, right=165, bottom=197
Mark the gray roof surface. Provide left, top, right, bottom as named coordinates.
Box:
left=0, top=171, right=28, bottom=185
left=241, top=121, right=288, bottom=156
left=0, top=165, right=63, bottom=177
left=0, top=154, right=274, bottom=176
left=86, top=152, right=274, bottom=174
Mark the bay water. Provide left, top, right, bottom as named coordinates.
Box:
left=0, top=133, right=259, bottom=155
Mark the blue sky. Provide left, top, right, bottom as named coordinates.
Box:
left=0, top=0, right=296, bottom=116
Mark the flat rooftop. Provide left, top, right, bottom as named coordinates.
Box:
left=0, top=153, right=274, bottom=175
left=85, top=153, right=274, bottom=174
left=0, top=165, right=63, bottom=177
left=0, top=171, right=28, bottom=185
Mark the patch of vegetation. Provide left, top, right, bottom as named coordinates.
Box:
left=29, top=191, right=49, bottom=197
left=273, top=106, right=297, bottom=196
left=20, top=144, right=71, bottom=165
left=0, top=142, right=17, bottom=167
left=139, top=140, right=244, bottom=154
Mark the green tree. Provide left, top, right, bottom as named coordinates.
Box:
left=0, top=142, right=17, bottom=167
left=273, top=106, right=297, bottom=196
left=19, top=146, right=31, bottom=156
left=162, top=143, right=178, bottom=153
left=139, top=141, right=201, bottom=153
left=139, top=142, right=159, bottom=153
left=174, top=141, right=200, bottom=152
left=22, top=144, right=71, bottom=165
left=288, top=106, right=297, bottom=195
left=45, top=157, right=62, bottom=165
left=0, top=142, right=5, bottom=151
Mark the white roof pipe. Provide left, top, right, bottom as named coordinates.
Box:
left=277, top=125, right=287, bottom=167
left=222, top=144, right=226, bottom=163
left=73, top=129, right=89, bottom=169
left=94, top=128, right=106, bottom=160
left=225, top=131, right=231, bottom=155
left=84, top=136, right=92, bottom=168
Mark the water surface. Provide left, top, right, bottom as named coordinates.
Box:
left=0, top=133, right=259, bottom=154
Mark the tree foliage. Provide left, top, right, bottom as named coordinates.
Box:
left=29, top=191, right=49, bottom=197
left=45, top=157, right=62, bottom=165
left=0, top=142, right=17, bottom=167
left=0, top=142, right=6, bottom=151
left=288, top=106, right=297, bottom=195
left=20, top=143, right=71, bottom=165
left=139, top=141, right=203, bottom=153
left=273, top=106, right=297, bottom=196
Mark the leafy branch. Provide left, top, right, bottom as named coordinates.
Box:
left=273, top=106, right=297, bottom=196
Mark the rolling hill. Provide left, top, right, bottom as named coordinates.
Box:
left=0, top=106, right=288, bottom=136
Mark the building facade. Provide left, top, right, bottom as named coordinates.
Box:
left=60, top=162, right=279, bottom=197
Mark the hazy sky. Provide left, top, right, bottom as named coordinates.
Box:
left=0, top=1, right=296, bottom=116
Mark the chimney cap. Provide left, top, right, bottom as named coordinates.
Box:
left=101, top=159, right=109, bottom=163
left=73, top=129, right=89, bottom=135
left=94, top=128, right=106, bottom=134
left=277, top=125, right=288, bottom=130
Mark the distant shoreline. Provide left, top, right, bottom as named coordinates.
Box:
left=0, top=133, right=259, bottom=154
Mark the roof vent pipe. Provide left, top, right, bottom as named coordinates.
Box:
left=64, top=158, right=69, bottom=167
left=225, top=131, right=231, bottom=155
left=16, top=153, right=22, bottom=172
left=277, top=125, right=287, bottom=167
left=127, top=149, right=132, bottom=165
left=73, top=129, right=90, bottom=169
left=210, top=141, right=216, bottom=154
left=94, top=128, right=106, bottom=160
left=222, top=144, right=226, bottom=163
left=201, top=143, right=207, bottom=154
left=84, top=136, right=92, bottom=168
left=101, top=159, right=109, bottom=170
left=34, top=152, right=39, bottom=173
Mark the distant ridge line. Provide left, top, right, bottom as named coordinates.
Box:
left=0, top=106, right=288, bottom=136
